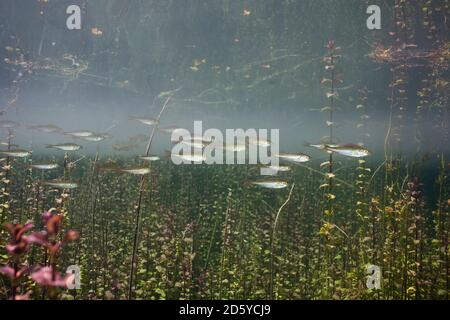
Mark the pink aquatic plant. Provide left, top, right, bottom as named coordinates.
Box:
left=25, top=211, right=79, bottom=256
left=0, top=222, right=34, bottom=299
left=4, top=222, right=34, bottom=255
left=0, top=211, right=79, bottom=299
left=31, top=266, right=73, bottom=288
left=0, top=265, right=28, bottom=281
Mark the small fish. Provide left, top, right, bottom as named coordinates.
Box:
left=173, top=137, right=211, bottom=149
left=324, top=144, right=371, bottom=158
left=91, top=27, right=103, bottom=36
left=128, top=134, right=149, bottom=143
left=306, top=143, right=339, bottom=150
left=0, top=149, right=32, bottom=158
left=275, top=152, right=311, bottom=163
left=138, top=155, right=160, bottom=162
left=261, top=165, right=291, bottom=175
left=248, top=138, right=271, bottom=147
left=112, top=143, right=137, bottom=151
left=218, top=143, right=246, bottom=152
left=168, top=151, right=206, bottom=163
left=172, top=135, right=214, bottom=143
left=0, top=120, right=19, bottom=128
left=0, top=142, right=19, bottom=147
left=158, top=126, right=184, bottom=134
left=27, top=124, right=61, bottom=133
left=96, top=161, right=120, bottom=172
left=250, top=179, right=289, bottom=189
left=43, top=180, right=78, bottom=189
left=119, top=166, right=151, bottom=175
left=320, top=161, right=331, bottom=168
left=130, top=116, right=159, bottom=126
left=264, top=165, right=291, bottom=172
left=46, top=143, right=82, bottom=151
left=64, top=131, right=95, bottom=138
left=326, top=92, right=338, bottom=98
left=28, top=163, right=59, bottom=170
left=82, top=133, right=109, bottom=142
left=184, top=139, right=209, bottom=149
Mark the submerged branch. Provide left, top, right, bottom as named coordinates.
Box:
left=128, top=95, right=172, bottom=300
left=270, top=183, right=295, bottom=300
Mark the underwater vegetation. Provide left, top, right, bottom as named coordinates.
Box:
left=0, top=0, right=449, bottom=300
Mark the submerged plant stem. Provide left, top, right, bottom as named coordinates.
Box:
left=270, top=183, right=295, bottom=300
left=127, top=96, right=172, bottom=300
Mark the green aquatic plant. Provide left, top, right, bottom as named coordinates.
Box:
left=0, top=129, right=14, bottom=224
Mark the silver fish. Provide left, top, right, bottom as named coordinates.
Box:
left=128, top=134, right=149, bottom=143
left=159, top=126, right=185, bottom=134
left=131, top=116, right=159, bottom=126
left=169, top=152, right=206, bottom=162
left=324, top=144, right=371, bottom=158
left=28, top=163, right=59, bottom=170
left=250, top=179, right=289, bottom=189
left=112, top=143, right=137, bottom=151
left=306, top=143, right=340, bottom=150
left=96, top=161, right=120, bottom=172
left=263, top=165, right=291, bottom=175
left=248, top=138, right=271, bottom=147
left=82, top=133, right=109, bottom=142
left=27, top=124, right=62, bottom=133
left=138, top=155, right=160, bottom=161
left=43, top=180, right=78, bottom=189
left=177, top=138, right=211, bottom=149
left=0, top=149, right=32, bottom=158
left=64, top=131, right=95, bottom=138
left=119, top=166, right=151, bottom=175
left=0, top=142, right=19, bottom=147
left=0, top=120, right=19, bottom=128
left=275, top=152, right=311, bottom=163
left=46, top=143, right=82, bottom=151
left=218, top=143, right=247, bottom=152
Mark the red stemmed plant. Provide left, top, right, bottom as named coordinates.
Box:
left=0, top=210, right=79, bottom=299
left=0, top=222, right=34, bottom=300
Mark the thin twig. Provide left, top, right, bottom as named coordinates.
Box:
left=270, top=183, right=295, bottom=300
left=127, top=95, right=172, bottom=300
